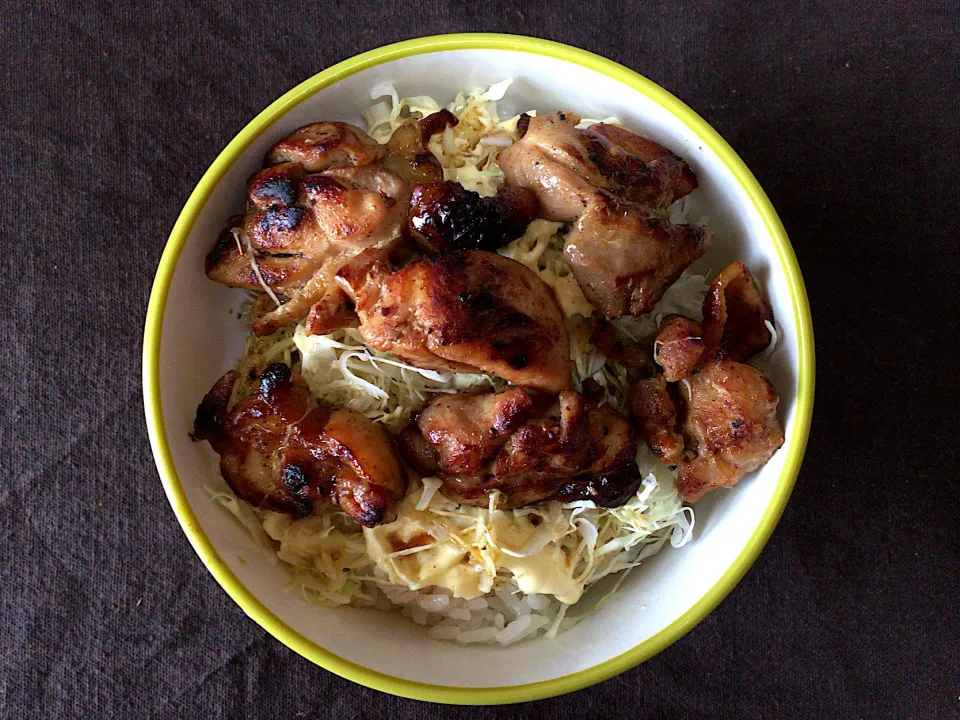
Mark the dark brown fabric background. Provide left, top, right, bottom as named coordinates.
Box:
left=2, top=1, right=958, bottom=717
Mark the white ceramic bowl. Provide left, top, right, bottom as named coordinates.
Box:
left=143, top=34, right=814, bottom=704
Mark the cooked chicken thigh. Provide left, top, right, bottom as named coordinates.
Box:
left=676, top=357, right=784, bottom=502
left=498, top=111, right=697, bottom=220
left=565, top=194, right=711, bottom=317
left=326, top=249, right=571, bottom=392
left=399, top=388, right=639, bottom=508
left=205, top=116, right=456, bottom=335
left=498, top=112, right=710, bottom=318
left=193, top=363, right=406, bottom=527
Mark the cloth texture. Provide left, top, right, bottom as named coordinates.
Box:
left=2, top=1, right=957, bottom=717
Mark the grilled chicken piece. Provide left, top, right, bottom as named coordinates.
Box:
left=565, top=194, right=711, bottom=318
left=192, top=363, right=406, bottom=527
left=497, top=111, right=697, bottom=221
left=330, top=249, right=572, bottom=392
left=204, top=215, right=320, bottom=293
left=677, top=357, right=784, bottom=502
left=498, top=111, right=708, bottom=318
left=206, top=116, right=457, bottom=335
left=628, top=262, right=782, bottom=501
left=403, top=387, right=535, bottom=475
left=244, top=165, right=409, bottom=335
left=627, top=375, right=685, bottom=465
left=654, top=314, right=705, bottom=382
left=399, top=388, right=639, bottom=508
left=702, top=262, right=773, bottom=362
left=408, top=181, right=537, bottom=252
left=266, top=121, right=385, bottom=170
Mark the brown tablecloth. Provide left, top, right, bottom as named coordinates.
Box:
left=3, top=1, right=957, bottom=717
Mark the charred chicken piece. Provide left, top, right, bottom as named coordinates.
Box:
left=498, top=111, right=697, bottom=221
left=192, top=363, right=406, bottom=527
left=408, top=181, right=537, bottom=252
left=399, top=388, right=638, bottom=509
left=323, top=248, right=571, bottom=392
left=206, top=115, right=458, bottom=335
left=565, top=193, right=711, bottom=318
left=204, top=215, right=320, bottom=293
left=244, top=164, right=409, bottom=335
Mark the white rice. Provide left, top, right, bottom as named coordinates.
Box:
left=365, top=572, right=578, bottom=645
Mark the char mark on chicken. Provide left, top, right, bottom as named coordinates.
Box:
left=408, top=182, right=536, bottom=252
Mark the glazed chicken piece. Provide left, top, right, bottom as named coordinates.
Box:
left=321, top=248, right=571, bottom=392
left=408, top=181, right=537, bottom=252
left=628, top=262, right=783, bottom=501
left=205, top=115, right=457, bottom=335
left=399, top=388, right=640, bottom=508
left=381, top=109, right=457, bottom=186
left=498, top=111, right=697, bottom=220
left=192, top=363, right=406, bottom=527
left=205, top=214, right=320, bottom=294
left=701, top=261, right=773, bottom=362
left=564, top=193, right=711, bottom=318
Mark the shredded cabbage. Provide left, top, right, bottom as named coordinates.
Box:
left=293, top=325, right=498, bottom=432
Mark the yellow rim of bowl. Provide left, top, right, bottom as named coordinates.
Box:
left=143, top=33, right=815, bottom=705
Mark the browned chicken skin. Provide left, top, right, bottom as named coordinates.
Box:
left=266, top=121, right=385, bottom=170
left=408, top=182, right=537, bottom=252
left=192, top=363, right=406, bottom=527
left=628, top=263, right=783, bottom=502
left=324, top=248, right=572, bottom=392
left=399, top=388, right=640, bottom=508
left=498, top=111, right=710, bottom=318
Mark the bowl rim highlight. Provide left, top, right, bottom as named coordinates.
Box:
left=142, top=33, right=815, bottom=705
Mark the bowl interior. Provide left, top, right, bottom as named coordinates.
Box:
left=150, top=47, right=805, bottom=690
